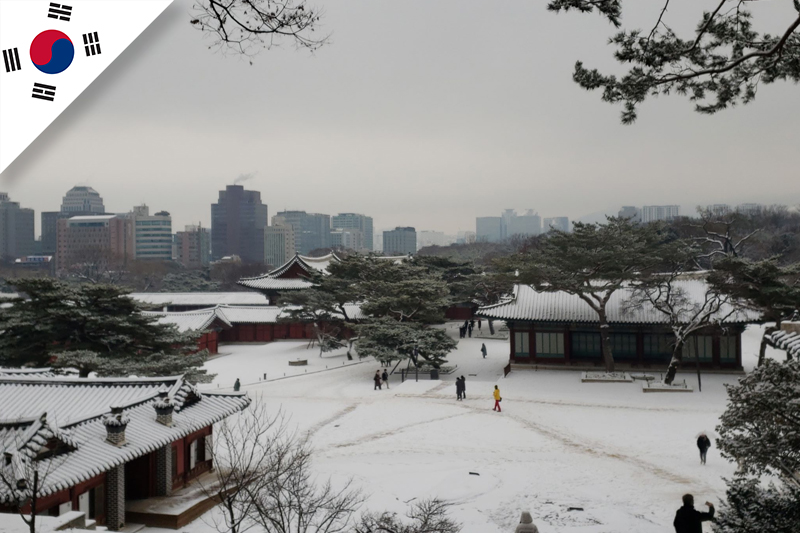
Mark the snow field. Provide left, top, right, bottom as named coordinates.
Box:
left=180, top=324, right=781, bottom=533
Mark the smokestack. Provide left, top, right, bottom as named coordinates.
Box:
left=103, top=406, right=129, bottom=446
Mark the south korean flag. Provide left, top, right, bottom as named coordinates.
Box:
left=0, top=0, right=175, bottom=174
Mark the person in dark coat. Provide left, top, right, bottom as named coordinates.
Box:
left=697, top=433, right=711, bottom=464
left=374, top=371, right=382, bottom=390
left=455, top=377, right=463, bottom=400
left=481, top=343, right=487, bottom=358
left=382, top=369, right=390, bottom=389
left=478, top=318, right=482, bottom=330
left=233, top=378, right=240, bottom=392
left=673, top=494, right=714, bottom=533
left=460, top=375, right=466, bottom=399
left=467, top=323, right=473, bottom=337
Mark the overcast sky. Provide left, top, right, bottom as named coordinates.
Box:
left=1, top=0, right=798, bottom=236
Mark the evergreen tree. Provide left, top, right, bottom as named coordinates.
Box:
left=354, top=318, right=456, bottom=369
left=0, top=278, right=211, bottom=381
left=160, top=270, right=222, bottom=292
left=713, top=359, right=800, bottom=531
left=708, top=257, right=800, bottom=365
left=503, top=217, right=672, bottom=372
left=548, top=1, right=800, bottom=123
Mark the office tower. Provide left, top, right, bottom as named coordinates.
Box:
left=641, top=205, right=680, bottom=223
left=332, top=213, right=373, bottom=251
left=175, top=224, right=211, bottom=268
left=476, top=217, right=503, bottom=242
left=56, top=215, right=133, bottom=270
left=274, top=210, right=332, bottom=255
left=264, top=224, right=296, bottom=267
left=129, top=204, right=172, bottom=261
left=383, top=227, right=416, bottom=255
left=0, top=193, right=35, bottom=260
left=41, top=185, right=106, bottom=255
left=211, top=185, right=268, bottom=262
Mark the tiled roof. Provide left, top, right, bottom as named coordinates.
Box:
left=0, top=375, right=249, bottom=502
left=767, top=330, right=800, bottom=359
left=129, top=292, right=269, bottom=306
left=477, top=282, right=760, bottom=325
left=142, top=307, right=232, bottom=332
left=0, top=368, right=62, bottom=378
left=216, top=305, right=283, bottom=324
left=238, top=253, right=340, bottom=291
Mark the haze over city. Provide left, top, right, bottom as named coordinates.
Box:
left=1, top=0, right=798, bottom=236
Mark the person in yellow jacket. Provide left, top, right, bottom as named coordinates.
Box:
left=493, top=385, right=502, bottom=412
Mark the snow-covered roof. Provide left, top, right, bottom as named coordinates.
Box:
left=477, top=282, right=760, bottom=325
left=0, top=375, right=249, bottom=502
left=767, top=330, right=800, bottom=359
left=216, top=305, right=284, bottom=324
left=142, top=307, right=232, bottom=332
left=0, top=368, right=64, bottom=378
left=238, top=253, right=340, bottom=291
left=130, top=292, right=269, bottom=307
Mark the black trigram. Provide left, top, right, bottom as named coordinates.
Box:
left=32, top=83, right=56, bottom=102
left=2, top=48, right=21, bottom=73
left=83, top=32, right=101, bottom=56
left=48, top=2, right=72, bottom=21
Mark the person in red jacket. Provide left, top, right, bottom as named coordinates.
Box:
left=673, top=494, right=714, bottom=533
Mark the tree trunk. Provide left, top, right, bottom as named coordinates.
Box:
left=694, top=335, right=702, bottom=393
left=79, top=367, right=90, bottom=378
left=664, top=339, right=684, bottom=385
left=598, top=311, right=615, bottom=373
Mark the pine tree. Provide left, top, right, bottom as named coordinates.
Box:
left=0, top=278, right=211, bottom=381
left=713, top=359, right=800, bottom=531
left=503, top=217, right=672, bottom=372
left=708, top=257, right=800, bottom=365
left=354, top=318, right=456, bottom=369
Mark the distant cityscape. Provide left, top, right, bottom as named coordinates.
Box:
left=0, top=184, right=784, bottom=274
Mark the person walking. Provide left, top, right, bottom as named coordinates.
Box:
left=697, top=433, right=711, bottom=465
left=467, top=323, right=473, bottom=338
left=493, top=385, right=502, bottom=412
left=460, top=375, right=466, bottom=399
left=481, top=343, right=487, bottom=358
left=478, top=318, right=482, bottom=331
left=455, top=377, right=463, bottom=400
left=382, top=369, right=390, bottom=389
left=233, top=378, right=240, bottom=392
left=374, top=371, right=382, bottom=390
left=673, top=494, right=714, bottom=533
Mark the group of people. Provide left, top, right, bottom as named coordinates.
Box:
left=671, top=436, right=714, bottom=532
left=373, top=369, right=389, bottom=390
left=455, top=375, right=467, bottom=400
left=459, top=318, right=481, bottom=338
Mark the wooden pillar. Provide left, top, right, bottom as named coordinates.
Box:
left=509, top=322, right=516, bottom=363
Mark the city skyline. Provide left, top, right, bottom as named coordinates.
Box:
left=1, top=0, right=797, bottom=237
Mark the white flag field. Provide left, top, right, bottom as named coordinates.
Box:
left=0, top=0, right=174, bottom=174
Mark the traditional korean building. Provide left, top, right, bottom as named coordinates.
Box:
left=0, top=375, right=249, bottom=530
left=477, top=282, right=759, bottom=370
left=129, top=292, right=270, bottom=312
left=237, top=253, right=341, bottom=304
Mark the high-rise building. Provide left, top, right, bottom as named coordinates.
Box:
left=641, top=205, right=680, bottom=223
left=0, top=193, right=35, bottom=260
left=330, top=228, right=364, bottom=252
left=476, top=217, right=503, bottom=242
left=56, top=215, right=133, bottom=271
left=264, top=224, right=296, bottom=268
left=332, top=213, right=373, bottom=251
left=211, top=185, right=268, bottom=263
left=373, top=232, right=383, bottom=253
left=41, top=186, right=106, bottom=255
left=506, top=210, right=541, bottom=238
left=175, top=224, right=211, bottom=269
left=457, top=231, right=476, bottom=244
left=543, top=217, right=570, bottom=233
left=274, top=211, right=331, bottom=255
left=383, top=227, right=416, bottom=255
left=61, top=186, right=105, bottom=214
left=128, top=204, right=172, bottom=261
left=618, top=206, right=641, bottom=222
left=736, top=203, right=763, bottom=215
left=417, top=230, right=447, bottom=250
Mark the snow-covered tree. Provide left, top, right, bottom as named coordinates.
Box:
left=708, top=257, right=800, bottom=365
left=160, top=270, right=221, bottom=292
left=354, top=318, right=456, bottom=369
left=506, top=217, right=672, bottom=372
left=0, top=278, right=211, bottom=381
left=630, top=242, right=738, bottom=386
left=713, top=359, right=800, bottom=531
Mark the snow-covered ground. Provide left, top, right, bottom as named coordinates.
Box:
left=174, top=324, right=782, bottom=533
